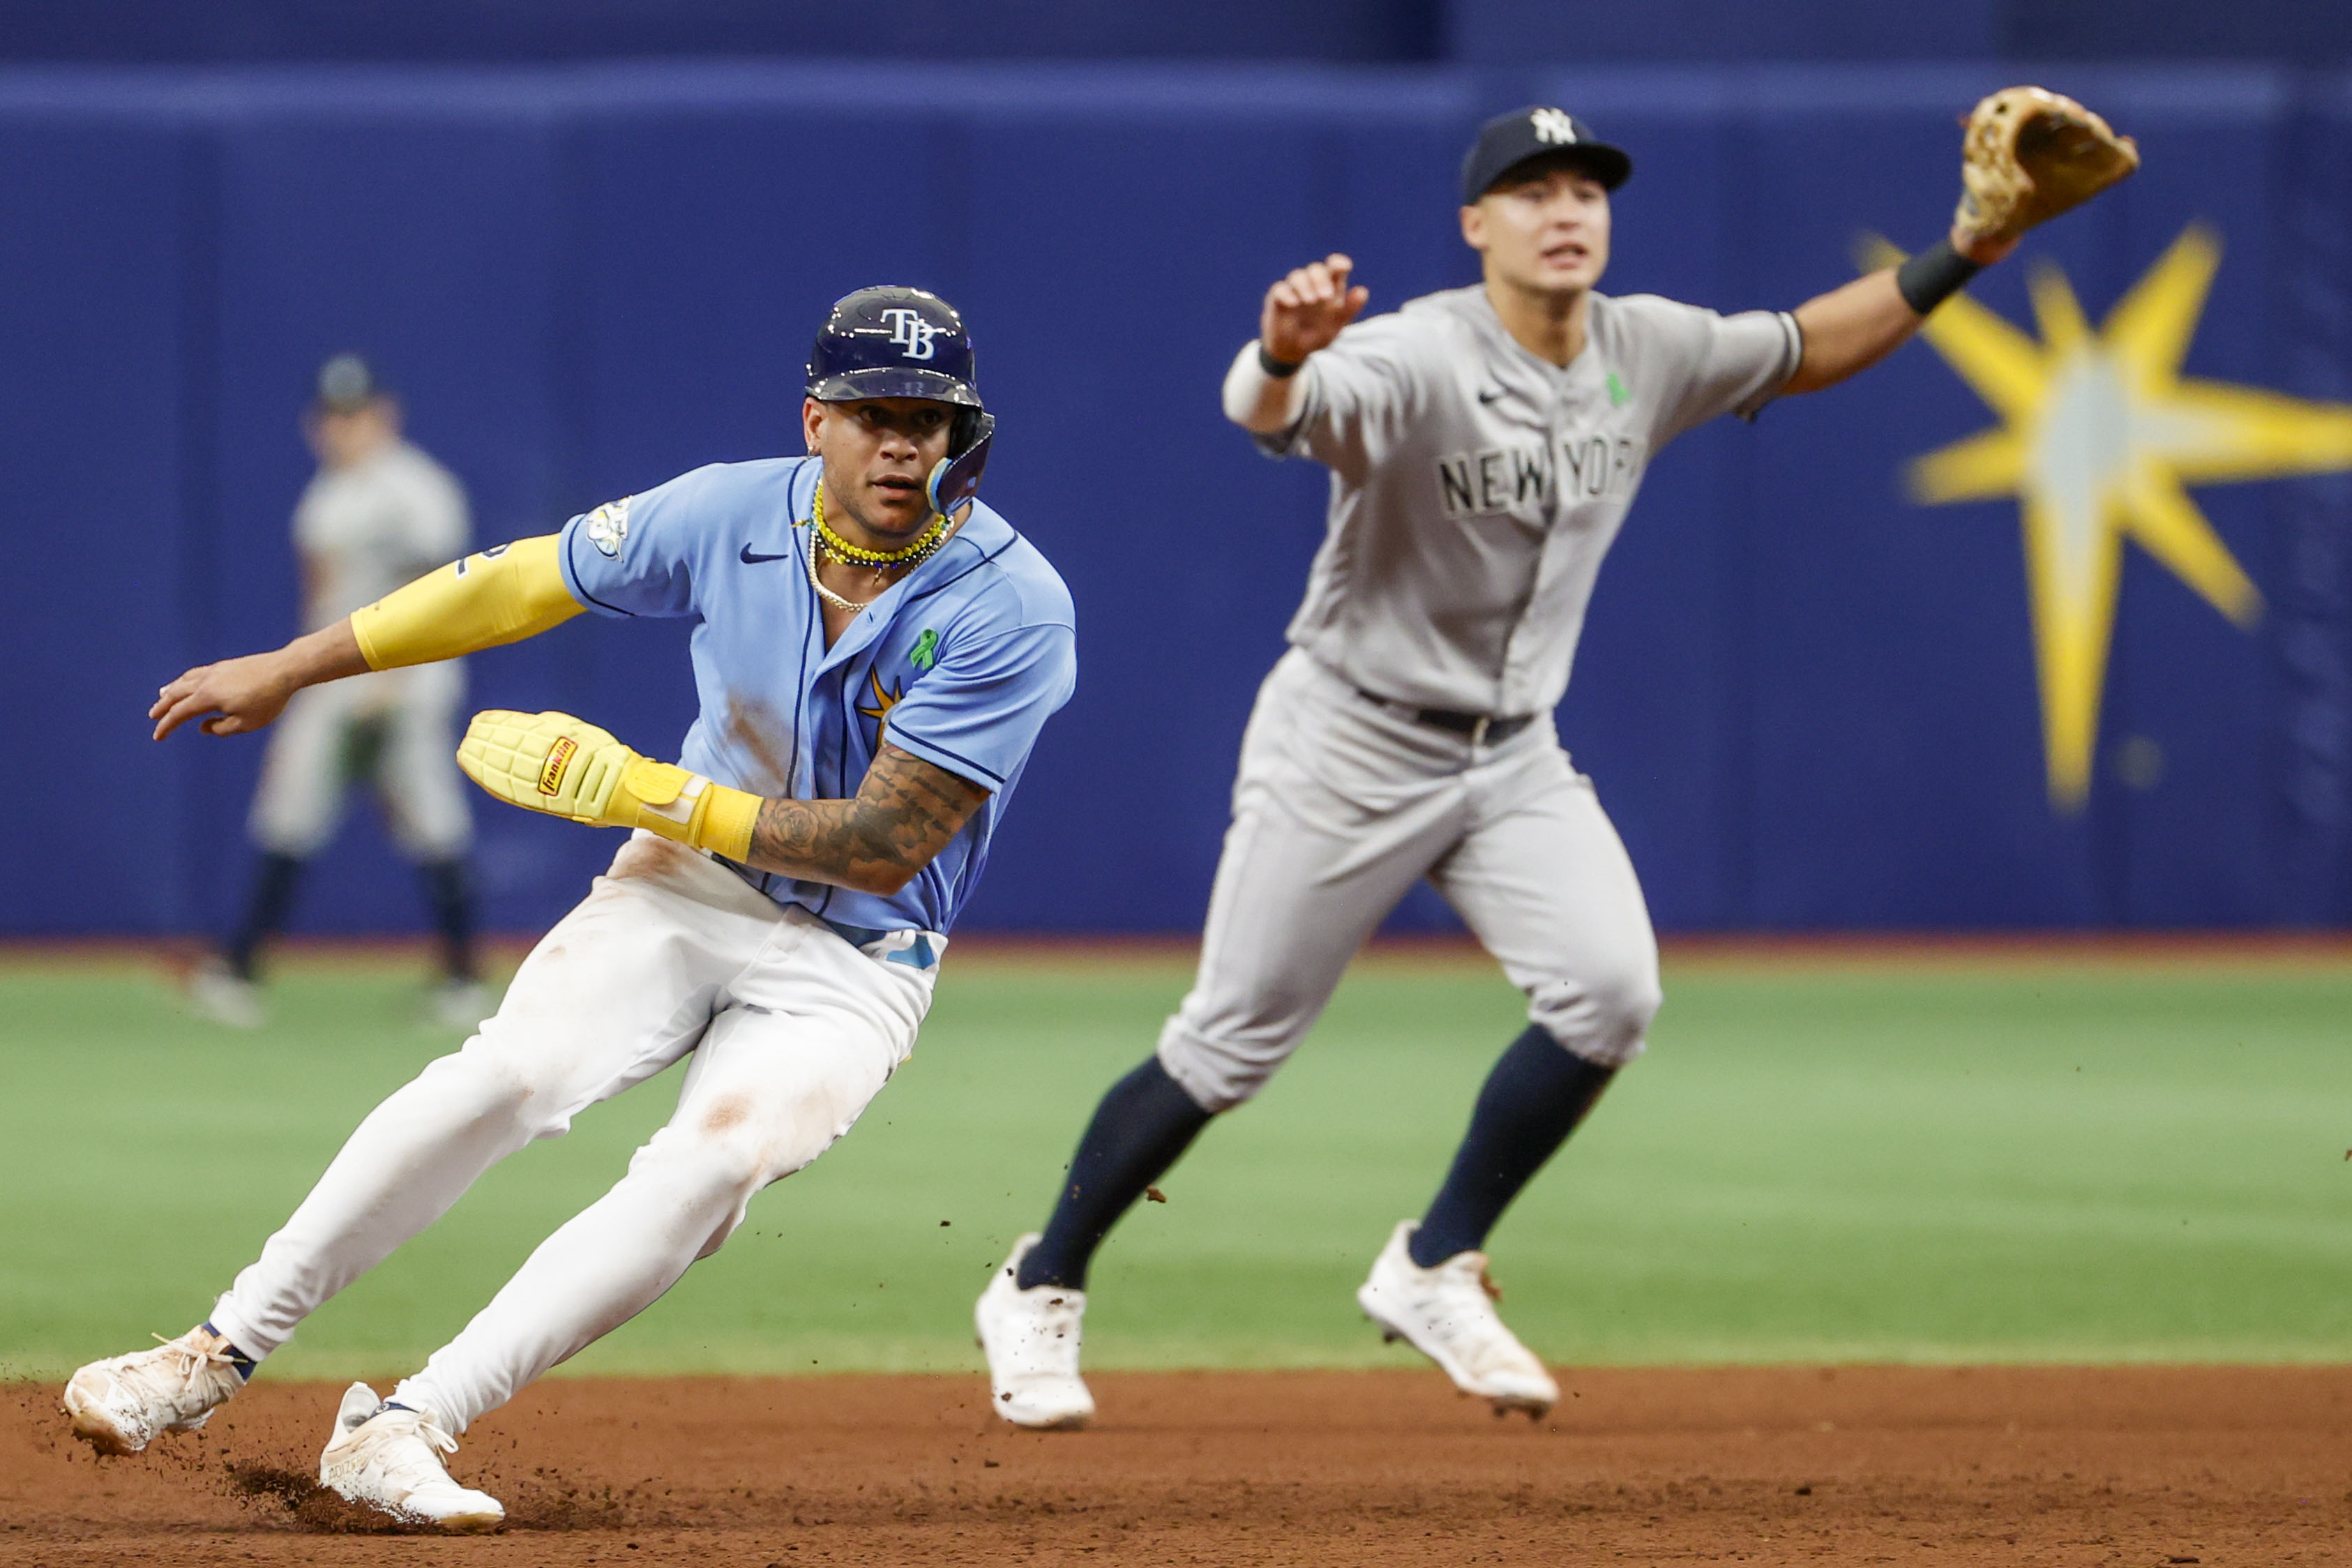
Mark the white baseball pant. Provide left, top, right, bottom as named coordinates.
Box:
left=1156, top=649, right=1661, bottom=1113
left=248, top=663, right=472, bottom=860
left=206, top=832, right=933, bottom=1431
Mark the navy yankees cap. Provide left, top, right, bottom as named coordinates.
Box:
left=1460, top=106, right=1632, bottom=204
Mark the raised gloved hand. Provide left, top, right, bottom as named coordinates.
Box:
left=1954, top=86, right=2139, bottom=250
left=457, top=709, right=760, bottom=863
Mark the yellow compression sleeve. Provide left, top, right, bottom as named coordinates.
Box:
left=349, top=534, right=583, bottom=670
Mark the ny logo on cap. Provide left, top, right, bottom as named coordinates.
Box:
left=1530, top=108, right=1578, bottom=145
left=882, top=308, right=942, bottom=361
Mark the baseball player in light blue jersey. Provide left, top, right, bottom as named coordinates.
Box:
left=67, top=287, right=1074, bottom=1530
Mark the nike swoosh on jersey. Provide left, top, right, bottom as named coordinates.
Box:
left=739, top=543, right=792, bottom=564
left=1477, top=387, right=1507, bottom=404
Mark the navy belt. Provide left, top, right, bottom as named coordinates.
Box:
left=1355, top=687, right=1537, bottom=746
left=703, top=851, right=943, bottom=971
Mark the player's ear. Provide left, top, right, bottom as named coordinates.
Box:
left=1459, top=204, right=1488, bottom=253
left=801, top=396, right=827, bottom=456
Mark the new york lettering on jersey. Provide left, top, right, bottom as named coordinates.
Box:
left=1265, top=283, right=1797, bottom=716
left=1433, top=435, right=1644, bottom=517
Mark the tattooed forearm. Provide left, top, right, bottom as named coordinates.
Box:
left=744, top=742, right=990, bottom=894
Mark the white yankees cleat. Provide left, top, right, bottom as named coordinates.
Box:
left=974, top=1233, right=1095, bottom=1431
left=63, top=1325, right=249, bottom=1455
left=1357, top=1220, right=1559, bottom=1419
left=184, top=960, right=264, bottom=1029
left=426, top=979, right=494, bottom=1032
left=319, top=1382, right=504, bottom=1531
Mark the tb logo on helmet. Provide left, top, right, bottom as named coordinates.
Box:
left=883, top=308, right=943, bottom=361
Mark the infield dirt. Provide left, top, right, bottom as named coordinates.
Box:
left=5, top=1367, right=2348, bottom=1565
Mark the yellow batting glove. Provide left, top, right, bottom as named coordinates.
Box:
left=456, top=709, right=760, bottom=863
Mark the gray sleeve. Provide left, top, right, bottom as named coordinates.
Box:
left=1253, top=312, right=1430, bottom=481
left=402, top=460, right=471, bottom=564
left=290, top=478, right=331, bottom=555
left=1619, top=296, right=1803, bottom=446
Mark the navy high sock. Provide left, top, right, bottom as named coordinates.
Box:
left=198, top=1320, right=257, bottom=1381
left=415, top=857, right=478, bottom=983
left=1409, top=1025, right=1617, bottom=1267
left=1016, top=1055, right=1212, bottom=1291
left=226, top=852, right=306, bottom=981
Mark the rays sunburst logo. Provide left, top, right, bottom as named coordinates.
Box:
left=1871, top=225, right=2352, bottom=809
left=857, top=669, right=903, bottom=739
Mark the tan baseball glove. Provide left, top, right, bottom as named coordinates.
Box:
left=1954, top=86, right=2139, bottom=248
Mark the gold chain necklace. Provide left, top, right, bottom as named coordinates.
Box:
left=803, top=527, right=876, bottom=613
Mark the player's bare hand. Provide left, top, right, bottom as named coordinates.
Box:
left=151, top=652, right=299, bottom=739
left=1262, top=254, right=1370, bottom=365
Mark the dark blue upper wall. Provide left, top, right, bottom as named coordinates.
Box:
left=0, top=0, right=1445, bottom=65
left=5, top=0, right=2349, bottom=66
left=1453, top=0, right=1999, bottom=64
left=6, top=61, right=2351, bottom=937
left=1451, top=0, right=2352, bottom=65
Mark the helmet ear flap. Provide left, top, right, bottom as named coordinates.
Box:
left=927, top=411, right=995, bottom=517
left=949, top=406, right=988, bottom=458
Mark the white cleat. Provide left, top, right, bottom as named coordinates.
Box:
left=974, top=1233, right=1096, bottom=1431
left=184, top=960, right=264, bottom=1029
left=63, top=1325, right=248, bottom=1455
left=426, top=979, right=494, bottom=1032
left=318, top=1382, right=504, bottom=1532
left=1357, top=1219, right=1560, bottom=1419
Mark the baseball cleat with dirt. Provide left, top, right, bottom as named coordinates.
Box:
left=318, top=1382, right=504, bottom=1531
left=1357, top=1219, right=1558, bottom=1418
left=975, top=1232, right=1096, bottom=1431
left=63, top=1325, right=248, bottom=1455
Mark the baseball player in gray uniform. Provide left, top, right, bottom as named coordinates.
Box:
left=188, top=354, right=487, bottom=1030
left=976, top=104, right=2048, bottom=1428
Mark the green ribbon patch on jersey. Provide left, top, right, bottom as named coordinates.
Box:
left=1606, top=370, right=1631, bottom=408
left=910, top=628, right=940, bottom=671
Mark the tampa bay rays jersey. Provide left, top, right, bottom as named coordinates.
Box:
left=558, top=456, right=1077, bottom=937
left=295, top=442, right=470, bottom=630
left=1261, top=283, right=1798, bottom=716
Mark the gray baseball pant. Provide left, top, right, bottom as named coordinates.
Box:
left=1155, top=649, right=1661, bottom=1113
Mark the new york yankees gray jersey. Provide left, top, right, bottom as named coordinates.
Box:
left=1260, top=284, right=1799, bottom=716
left=293, top=441, right=469, bottom=630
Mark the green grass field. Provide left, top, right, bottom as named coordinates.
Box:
left=3, top=947, right=2349, bottom=1382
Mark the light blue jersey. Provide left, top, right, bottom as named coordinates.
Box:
left=558, top=455, right=1076, bottom=938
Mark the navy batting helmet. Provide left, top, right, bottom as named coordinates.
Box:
left=808, top=286, right=995, bottom=515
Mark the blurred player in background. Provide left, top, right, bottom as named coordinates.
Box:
left=187, top=354, right=487, bottom=1030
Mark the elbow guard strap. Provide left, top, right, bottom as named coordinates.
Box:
left=615, top=756, right=763, bottom=864
left=351, top=534, right=583, bottom=670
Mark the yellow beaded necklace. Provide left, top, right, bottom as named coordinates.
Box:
left=806, top=481, right=949, bottom=570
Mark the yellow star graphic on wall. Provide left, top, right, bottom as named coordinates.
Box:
left=1871, top=225, right=2352, bottom=809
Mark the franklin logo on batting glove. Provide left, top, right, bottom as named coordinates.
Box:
left=536, top=735, right=578, bottom=795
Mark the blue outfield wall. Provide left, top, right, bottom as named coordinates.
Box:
left=4, top=62, right=2351, bottom=937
